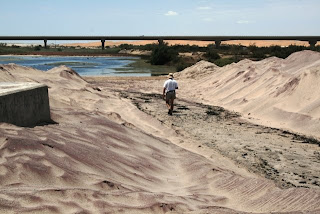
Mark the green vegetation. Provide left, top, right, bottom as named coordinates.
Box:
left=214, top=58, right=236, bottom=67
left=147, top=43, right=319, bottom=71
left=34, top=46, right=41, bottom=51
left=204, top=44, right=221, bottom=62
left=113, top=57, right=176, bottom=76
left=150, top=42, right=178, bottom=65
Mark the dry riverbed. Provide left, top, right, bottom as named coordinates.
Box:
left=115, top=88, right=320, bottom=190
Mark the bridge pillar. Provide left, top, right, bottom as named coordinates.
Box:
left=101, top=39, right=105, bottom=50
left=158, top=39, right=164, bottom=45
left=44, top=40, right=47, bottom=48
left=309, top=40, right=317, bottom=48
left=215, top=40, right=221, bottom=48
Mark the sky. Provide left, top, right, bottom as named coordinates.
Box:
left=1, top=0, right=320, bottom=36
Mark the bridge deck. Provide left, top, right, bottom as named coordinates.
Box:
left=0, top=35, right=320, bottom=41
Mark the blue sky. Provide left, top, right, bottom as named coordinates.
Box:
left=1, top=0, right=319, bottom=36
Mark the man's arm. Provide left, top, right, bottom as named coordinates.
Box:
left=163, top=87, right=166, bottom=99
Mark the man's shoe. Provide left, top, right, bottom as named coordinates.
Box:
left=169, top=110, right=173, bottom=115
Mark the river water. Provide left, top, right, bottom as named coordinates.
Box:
left=0, top=55, right=166, bottom=76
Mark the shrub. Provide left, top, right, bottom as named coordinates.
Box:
left=34, top=46, right=41, bottom=51
left=119, top=44, right=133, bottom=49
left=204, top=45, right=221, bottom=62
left=150, top=43, right=178, bottom=65
left=251, top=49, right=266, bottom=59
left=214, top=58, right=237, bottom=67
left=175, top=61, right=192, bottom=72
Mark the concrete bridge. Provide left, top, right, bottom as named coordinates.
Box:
left=0, top=36, right=319, bottom=49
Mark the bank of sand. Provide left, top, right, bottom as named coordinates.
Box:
left=63, top=40, right=320, bottom=47
left=0, top=51, right=320, bottom=213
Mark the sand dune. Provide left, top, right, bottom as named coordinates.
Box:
left=0, top=54, right=320, bottom=213
left=176, top=50, right=320, bottom=139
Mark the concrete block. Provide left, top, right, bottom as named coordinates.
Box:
left=0, top=82, right=51, bottom=127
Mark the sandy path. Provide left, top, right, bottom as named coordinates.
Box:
left=117, top=90, right=320, bottom=189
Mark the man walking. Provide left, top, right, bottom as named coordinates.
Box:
left=163, top=73, right=178, bottom=115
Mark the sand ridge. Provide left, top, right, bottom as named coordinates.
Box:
left=174, top=50, right=320, bottom=139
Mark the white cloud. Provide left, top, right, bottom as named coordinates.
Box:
left=236, top=20, right=254, bottom=24
left=197, top=6, right=211, bottom=10
left=203, top=18, right=213, bottom=22
left=165, top=11, right=178, bottom=16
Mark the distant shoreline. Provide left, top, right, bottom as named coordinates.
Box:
left=0, top=52, right=138, bottom=57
